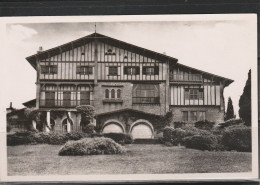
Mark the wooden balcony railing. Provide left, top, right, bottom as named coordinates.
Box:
left=132, top=97, right=160, bottom=104
left=169, top=74, right=202, bottom=82
left=40, top=100, right=94, bottom=108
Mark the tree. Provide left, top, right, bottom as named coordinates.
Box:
left=225, top=97, right=235, bottom=120
left=239, top=69, right=251, bottom=126
left=76, top=105, right=95, bottom=133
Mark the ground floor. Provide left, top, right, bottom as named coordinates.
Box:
left=34, top=106, right=224, bottom=138
left=7, top=144, right=252, bottom=175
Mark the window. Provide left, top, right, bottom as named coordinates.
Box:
left=117, top=89, right=121, bottom=98
left=133, top=84, right=160, bottom=104
left=45, top=91, right=55, bottom=106
left=111, top=89, right=115, bottom=98
left=184, top=88, right=203, bottom=100
left=190, top=111, right=197, bottom=121
left=198, top=111, right=206, bottom=121
left=105, top=89, right=109, bottom=98
left=124, top=66, right=140, bottom=75
left=41, top=65, right=57, bottom=74
left=143, top=66, right=159, bottom=75
left=182, top=111, right=188, bottom=122
left=80, top=91, right=90, bottom=105
left=108, top=67, right=118, bottom=76
left=76, top=66, right=93, bottom=75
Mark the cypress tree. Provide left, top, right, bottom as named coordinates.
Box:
left=239, top=69, right=251, bottom=126
left=225, top=97, right=235, bottom=120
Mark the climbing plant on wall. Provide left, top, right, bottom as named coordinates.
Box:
left=76, top=105, right=95, bottom=133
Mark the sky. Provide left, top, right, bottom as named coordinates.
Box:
left=1, top=16, right=256, bottom=117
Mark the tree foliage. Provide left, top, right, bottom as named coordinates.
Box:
left=76, top=105, right=95, bottom=133
left=225, top=97, right=235, bottom=120
left=239, top=69, right=251, bottom=126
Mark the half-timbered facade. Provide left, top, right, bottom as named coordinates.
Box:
left=26, top=32, right=233, bottom=138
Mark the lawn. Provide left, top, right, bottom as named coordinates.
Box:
left=7, top=144, right=251, bottom=175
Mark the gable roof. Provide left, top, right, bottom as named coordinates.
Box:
left=26, top=32, right=178, bottom=69
left=174, top=63, right=234, bottom=86
left=22, top=99, right=36, bottom=108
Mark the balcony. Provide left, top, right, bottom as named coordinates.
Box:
left=40, top=100, right=94, bottom=108
left=169, top=74, right=203, bottom=83
left=132, top=97, right=160, bottom=105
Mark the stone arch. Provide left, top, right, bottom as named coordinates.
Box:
left=130, top=119, right=154, bottom=139
left=102, top=119, right=125, bottom=133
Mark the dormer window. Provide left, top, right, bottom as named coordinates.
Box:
left=41, top=65, right=57, bottom=74
left=76, top=66, right=93, bottom=75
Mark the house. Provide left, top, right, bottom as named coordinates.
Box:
left=25, top=32, right=233, bottom=139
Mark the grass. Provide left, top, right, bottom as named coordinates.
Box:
left=7, top=144, right=251, bottom=175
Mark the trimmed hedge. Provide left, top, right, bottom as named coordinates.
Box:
left=194, top=120, right=215, bottom=130
left=7, top=131, right=89, bottom=146
left=183, top=134, right=218, bottom=151
left=222, top=125, right=251, bottom=152
left=163, top=126, right=211, bottom=146
left=58, top=137, right=125, bottom=156
left=218, top=118, right=243, bottom=129
left=91, top=133, right=133, bottom=145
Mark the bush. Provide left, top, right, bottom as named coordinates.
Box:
left=58, top=137, right=125, bottom=156
left=103, top=133, right=133, bottom=145
left=83, top=124, right=96, bottom=134
left=7, top=131, right=89, bottom=146
left=222, top=125, right=251, bottom=152
left=195, top=120, right=215, bottom=130
left=173, top=122, right=186, bottom=129
left=183, top=134, right=218, bottom=151
left=163, top=126, right=212, bottom=146
left=218, top=118, right=244, bottom=129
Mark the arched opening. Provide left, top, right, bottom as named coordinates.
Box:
left=117, top=89, right=121, bottom=99
left=102, top=120, right=125, bottom=134
left=130, top=119, right=154, bottom=139
left=105, top=89, right=109, bottom=98
left=111, top=89, right=115, bottom=99
left=62, top=118, right=73, bottom=133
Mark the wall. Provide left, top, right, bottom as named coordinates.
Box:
left=93, top=82, right=167, bottom=116
left=169, top=106, right=224, bottom=124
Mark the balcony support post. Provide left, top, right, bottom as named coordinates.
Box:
left=67, top=111, right=71, bottom=133
left=46, top=111, right=51, bottom=133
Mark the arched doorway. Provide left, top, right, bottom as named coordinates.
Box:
left=102, top=120, right=125, bottom=133
left=130, top=119, right=154, bottom=139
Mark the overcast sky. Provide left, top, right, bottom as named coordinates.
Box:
left=1, top=16, right=256, bottom=117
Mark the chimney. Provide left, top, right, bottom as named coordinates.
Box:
left=10, top=102, right=12, bottom=109
left=37, top=46, right=43, bottom=53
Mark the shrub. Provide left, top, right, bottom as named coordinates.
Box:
left=222, top=125, right=251, bottom=152
left=183, top=134, right=218, bottom=151
left=163, top=126, right=212, bottom=146
left=58, top=137, right=125, bottom=156
left=218, top=118, right=244, bottom=129
left=195, top=120, right=215, bottom=130
left=83, top=124, right=96, bottom=134
left=103, top=133, right=133, bottom=145
left=7, top=131, right=89, bottom=146
left=173, top=122, right=186, bottom=129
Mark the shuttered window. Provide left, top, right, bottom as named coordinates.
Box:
left=124, top=66, right=140, bottom=75
left=41, top=65, right=57, bottom=74
left=76, top=66, right=93, bottom=75
left=184, top=88, right=204, bottom=100
left=143, top=66, right=159, bottom=75
left=108, top=67, right=118, bottom=76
